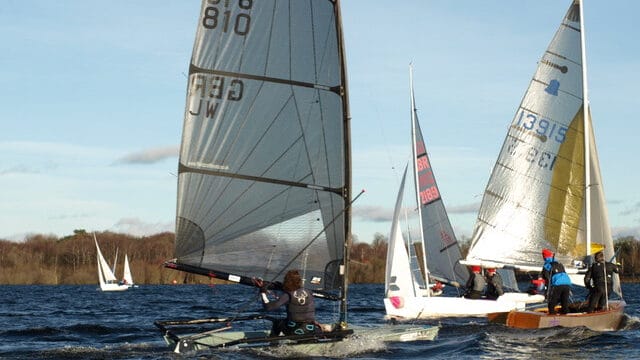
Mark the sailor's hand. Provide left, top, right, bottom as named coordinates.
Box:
left=253, top=278, right=264, bottom=289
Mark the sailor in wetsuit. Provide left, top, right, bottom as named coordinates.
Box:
left=256, top=269, right=319, bottom=336
left=584, top=250, right=620, bottom=313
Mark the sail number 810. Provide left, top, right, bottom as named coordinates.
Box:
left=203, top=0, right=253, bottom=36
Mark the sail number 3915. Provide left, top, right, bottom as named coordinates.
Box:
left=203, top=0, right=253, bottom=36
left=515, top=110, right=568, bottom=144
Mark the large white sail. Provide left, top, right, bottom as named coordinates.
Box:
left=466, top=1, right=617, bottom=295
left=159, top=2, right=440, bottom=351
left=156, top=2, right=441, bottom=353
left=96, top=239, right=118, bottom=283
left=173, top=1, right=350, bottom=293
left=123, top=254, right=134, bottom=286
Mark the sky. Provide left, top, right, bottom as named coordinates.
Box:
left=1, top=1, right=638, bottom=243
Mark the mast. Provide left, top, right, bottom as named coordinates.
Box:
left=579, top=0, right=591, bottom=255
left=335, top=0, right=352, bottom=328
left=409, top=64, right=431, bottom=297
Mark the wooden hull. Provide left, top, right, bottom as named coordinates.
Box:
left=488, top=300, right=625, bottom=331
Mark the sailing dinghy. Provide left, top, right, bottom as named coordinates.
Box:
left=465, top=0, right=625, bottom=331
left=383, top=67, right=543, bottom=320
left=95, top=234, right=128, bottom=292
left=154, top=0, right=438, bottom=355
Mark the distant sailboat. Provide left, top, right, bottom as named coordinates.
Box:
left=384, top=66, right=543, bottom=320
left=465, top=0, right=625, bottom=331
left=95, top=234, right=128, bottom=292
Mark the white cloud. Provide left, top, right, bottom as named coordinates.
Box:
left=110, top=217, right=174, bottom=237
left=619, top=202, right=640, bottom=217
left=612, top=225, right=640, bottom=240
left=0, top=165, right=39, bottom=176
left=448, top=202, right=480, bottom=215
left=353, top=205, right=393, bottom=223
left=116, top=146, right=179, bottom=164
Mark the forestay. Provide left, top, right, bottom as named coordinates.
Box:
left=173, top=0, right=350, bottom=292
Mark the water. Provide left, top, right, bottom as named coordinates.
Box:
left=1, top=283, right=639, bottom=359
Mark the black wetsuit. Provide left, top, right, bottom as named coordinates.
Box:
left=485, top=272, right=504, bottom=300
left=263, top=288, right=318, bottom=336
left=584, top=261, right=619, bottom=312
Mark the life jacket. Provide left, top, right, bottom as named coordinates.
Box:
left=472, top=273, right=486, bottom=293
left=286, top=289, right=315, bottom=323
left=543, top=259, right=572, bottom=286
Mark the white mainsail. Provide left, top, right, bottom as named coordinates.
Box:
left=385, top=166, right=421, bottom=301
left=465, top=0, right=619, bottom=296
left=123, top=254, right=134, bottom=286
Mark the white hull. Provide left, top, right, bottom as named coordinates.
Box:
left=384, top=292, right=544, bottom=319
left=99, top=282, right=129, bottom=292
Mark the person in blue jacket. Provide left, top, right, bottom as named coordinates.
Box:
left=540, top=248, right=572, bottom=315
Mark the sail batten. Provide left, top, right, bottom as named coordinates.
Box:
left=179, top=162, right=342, bottom=193
left=190, top=65, right=339, bottom=92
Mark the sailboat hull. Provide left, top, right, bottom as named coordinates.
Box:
left=384, top=292, right=544, bottom=319
left=161, top=325, right=438, bottom=354
left=487, top=300, right=625, bottom=331
left=99, top=283, right=129, bottom=292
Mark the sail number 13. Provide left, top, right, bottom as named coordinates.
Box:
left=203, top=0, right=253, bottom=36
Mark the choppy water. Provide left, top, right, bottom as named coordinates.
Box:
left=1, top=283, right=639, bottom=359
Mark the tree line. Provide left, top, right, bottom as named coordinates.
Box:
left=1, top=230, right=638, bottom=285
